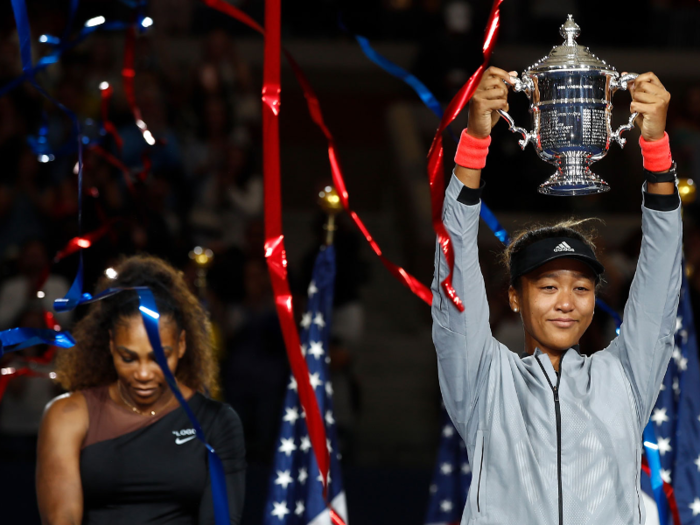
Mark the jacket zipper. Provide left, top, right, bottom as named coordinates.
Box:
left=477, top=438, right=485, bottom=512
left=536, top=354, right=564, bottom=525
left=634, top=462, right=642, bottom=523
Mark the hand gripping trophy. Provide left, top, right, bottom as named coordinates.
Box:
left=500, top=15, right=638, bottom=195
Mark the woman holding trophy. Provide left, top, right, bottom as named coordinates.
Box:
left=432, top=65, right=680, bottom=524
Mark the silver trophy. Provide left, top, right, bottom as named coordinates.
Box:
left=499, top=15, right=637, bottom=195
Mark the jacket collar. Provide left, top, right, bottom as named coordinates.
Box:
left=532, top=345, right=583, bottom=383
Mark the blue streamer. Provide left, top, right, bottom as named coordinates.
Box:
left=355, top=35, right=444, bottom=120
left=58, top=0, right=80, bottom=47
left=1, top=13, right=137, bottom=101
left=3, top=11, right=145, bottom=161
left=54, top=286, right=231, bottom=525
left=594, top=298, right=623, bottom=333
left=479, top=203, right=511, bottom=245
left=118, top=0, right=149, bottom=9
left=27, top=113, right=55, bottom=162
left=9, top=0, right=84, bottom=236
left=12, top=0, right=33, bottom=74
left=643, top=422, right=669, bottom=525
left=346, top=29, right=509, bottom=245
left=0, top=328, right=75, bottom=358
left=350, top=34, right=458, bottom=144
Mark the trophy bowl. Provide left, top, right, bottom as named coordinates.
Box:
left=498, top=15, right=637, bottom=196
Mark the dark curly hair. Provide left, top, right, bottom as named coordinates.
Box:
left=55, top=255, right=218, bottom=394
left=502, top=218, right=604, bottom=292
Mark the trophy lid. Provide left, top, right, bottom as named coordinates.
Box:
left=525, top=15, right=614, bottom=73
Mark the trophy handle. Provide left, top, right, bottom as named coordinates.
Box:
left=498, top=76, right=535, bottom=150
left=611, top=72, right=639, bottom=148
left=498, top=109, right=533, bottom=150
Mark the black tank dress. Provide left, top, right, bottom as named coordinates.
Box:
left=79, top=386, right=245, bottom=524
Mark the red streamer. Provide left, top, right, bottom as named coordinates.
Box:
left=122, top=24, right=155, bottom=147
left=201, top=0, right=264, bottom=32
left=90, top=142, right=149, bottom=194
left=52, top=221, right=116, bottom=262
left=100, top=82, right=123, bottom=153
left=641, top=455, right=682, bottom=525
left=202, top=0, right=431, bottom=306
left=426, top=0, right=505, bottom=312
left=202, top=0, right=427, bottom=512
left=100, top=63, right=151, bottom=183
left=0, top=366, right=52, bottom=404
left=283, top=54, right=432, bottom=305
left=260, top=0, right=332, bottom=501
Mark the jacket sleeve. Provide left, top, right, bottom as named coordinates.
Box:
left=432, top=173, right=500, bottom=434
left=608, top=184, right=682, bottom=432
left=198, top=404, right=246, bottom=524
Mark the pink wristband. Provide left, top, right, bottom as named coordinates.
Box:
left=455, top=129, right=491, bottom=169
left=639, top=132, right=672, bottom=172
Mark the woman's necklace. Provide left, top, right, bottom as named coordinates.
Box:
left=117, top=382, right=160, bottom=417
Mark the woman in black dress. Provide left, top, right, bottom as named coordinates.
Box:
left=37, top=255, right=245, bottom=524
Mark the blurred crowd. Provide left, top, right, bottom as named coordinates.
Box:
left=0, top=0, right=373, bottom=476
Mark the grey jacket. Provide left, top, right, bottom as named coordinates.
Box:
left=432, top=174, right=682, bottom=525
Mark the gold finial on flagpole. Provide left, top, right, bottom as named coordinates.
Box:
left=188, top=246, right=214, bottom=298
left=318, top=186, right=343, bottom=246
left=678, top=178, right=696, bottom=207
left=678, top=178, right=696, bottom=279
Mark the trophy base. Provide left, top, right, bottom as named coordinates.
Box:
left=538, top=157, right=611, bottom=196
left=538, top=176, right=610, bottom=196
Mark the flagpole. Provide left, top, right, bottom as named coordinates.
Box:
left=678, top=177, right=696, bottom=277
left=318, top=186, right=343, bottom=246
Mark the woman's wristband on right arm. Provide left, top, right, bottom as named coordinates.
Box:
left=455, top=129, right=491, bottom=170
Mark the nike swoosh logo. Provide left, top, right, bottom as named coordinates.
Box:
left=175, top=436, right=196, bottom=445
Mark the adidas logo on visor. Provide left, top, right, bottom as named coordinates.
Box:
left=553, top=241, right=575, bottom=253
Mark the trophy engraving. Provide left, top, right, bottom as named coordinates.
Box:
left=498, top=15, right=638, bottom=195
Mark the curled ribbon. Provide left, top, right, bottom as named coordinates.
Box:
left=345, top=31, right=510, bottom=247
left=0, top=328, right=75, bottom=359
left=2, top=2, right=154, bottom=179
left=0, top=338, right=66, bottom=404
left=283, top=53, right=432, bottom=306
left=0, top=367, right=51, bottom=405
left=353, top=34, right=444, bottom=120
left=100, top=82, right=124, bottom=153
left=9, top=0, right=84, bottom=234
left=201, top=0, right=431, bottom=308
left=258, top=0, right=334, bottom=506
left=195, top=3, right=385, bottom=519
left=426, top=0, right=505, bottom=312
left=122, top=22, right=156, bottom=147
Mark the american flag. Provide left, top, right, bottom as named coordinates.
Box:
left=642, top=271, right=700, bottom=525
left=263, top=245, right=348, bottom=525
left=424, top=408, right=470, bottom=525
left=425, top=272, right=700, bottom=525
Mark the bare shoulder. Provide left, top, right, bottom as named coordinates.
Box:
left=37, top=393, right=87, bottom=525
left=41, top=391, right=89, bottom=437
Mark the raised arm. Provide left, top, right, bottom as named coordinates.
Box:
left=607, top=72, right=681, bottom=431
left=36, top=393, right=88, bottom=525
left=432, top=67, right=515, bottom=432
